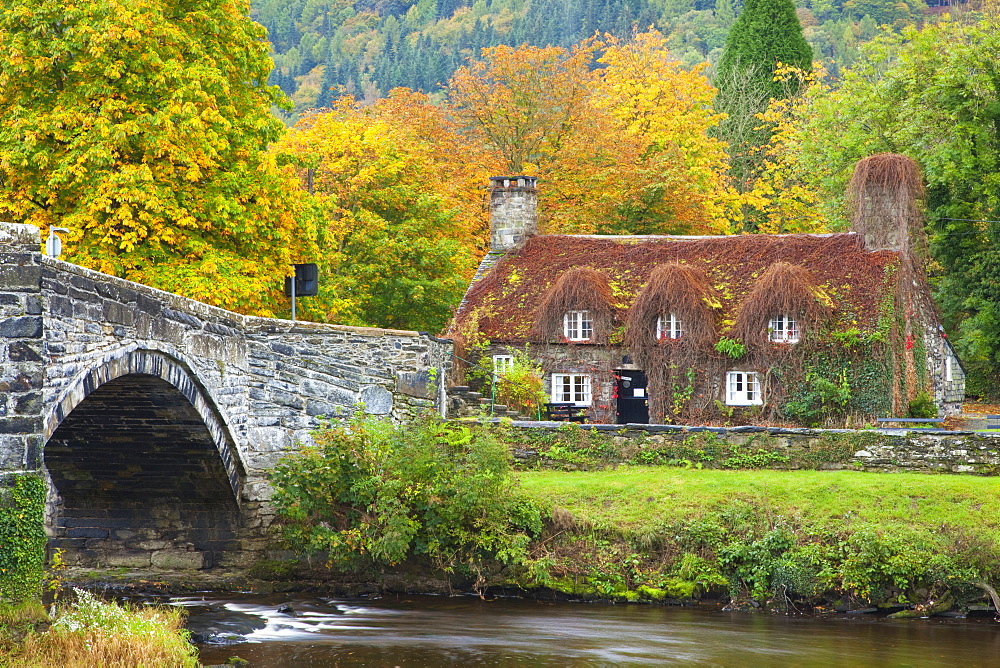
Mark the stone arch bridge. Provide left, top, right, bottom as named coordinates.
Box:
left=0, top=223, right=452, bottom=569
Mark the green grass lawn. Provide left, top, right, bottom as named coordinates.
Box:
left=518, top=467, right=1000, bottom=538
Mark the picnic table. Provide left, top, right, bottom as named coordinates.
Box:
left=544, top=402, right=587, bottom=423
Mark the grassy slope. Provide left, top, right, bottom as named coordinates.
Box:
left=518, top=467, right=1000, bottom=539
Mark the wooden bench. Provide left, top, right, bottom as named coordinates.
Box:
left=877, top=417, right=945, bottom=430
left=984, top=415, right=1000, bottom=430
left=544, top=402, right=587, bottom=423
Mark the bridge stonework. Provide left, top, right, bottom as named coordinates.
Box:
left=0, top=223, right=453, bottom=569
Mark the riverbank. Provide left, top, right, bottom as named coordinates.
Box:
left=0, top=590, right=197, bottom=667
left=514, top=467, right=1000, bottom=613
left=63, top=466, right=1000, bottom=617
left=254, top=416, right=1000, bottom=615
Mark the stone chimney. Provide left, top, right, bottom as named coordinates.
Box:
left=848, top=154, right=924, bottom=254
left=489, top=176, right=537, bottom=252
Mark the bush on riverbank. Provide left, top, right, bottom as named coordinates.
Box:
left=516, top=468, right=1000, bottom=611
left=271, top=414, right=542, bottom=591
left=0, top=589, right=197, bottom=667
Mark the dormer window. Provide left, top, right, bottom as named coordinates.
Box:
left=657, top=313, right=684, bottom=340
left=563, top=310, right=593, bottom=341
left=768, top=315, right=799, bottom=343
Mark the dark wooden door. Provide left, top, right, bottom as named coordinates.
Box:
left=616, top=370, right=649, bottom=424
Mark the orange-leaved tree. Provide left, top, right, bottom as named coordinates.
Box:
left=0, top=0, right=316, bottom=315
left=447, top=33, right=732, bottom=235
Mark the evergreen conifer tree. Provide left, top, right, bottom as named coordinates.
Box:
left=714, top=0, right=813, bottom=230
left=716, top=0, right=813, bottom=100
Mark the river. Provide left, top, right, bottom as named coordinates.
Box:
left=175, top=592, right=1000, bottom=666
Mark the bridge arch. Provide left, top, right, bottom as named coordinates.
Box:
left=43, top=348, right=247, bottom=569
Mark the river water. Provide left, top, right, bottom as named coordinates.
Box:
left=180, top=592, right=1000, bottom=667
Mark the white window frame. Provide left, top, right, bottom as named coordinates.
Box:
left=656, top=313, right=684, bottom=340
left=768, top=314, right=800, bottom=343
left=492, top=354, right=514, bottom=376
left=551, top=373, right=592, bottom=406
left=726, top=371, right=762, bottom=406
left=945, top=355, right=953, bottom=382
left=563, top=310, right=593, bottom=342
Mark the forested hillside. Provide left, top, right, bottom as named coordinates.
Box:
left=251, top=0, right=934, bottom=116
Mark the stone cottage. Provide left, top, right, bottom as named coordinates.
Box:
left=450, top=158, right=964, bottom=427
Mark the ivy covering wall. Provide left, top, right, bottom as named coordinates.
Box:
left=0, top=475, right=47, bottom=603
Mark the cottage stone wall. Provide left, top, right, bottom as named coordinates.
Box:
left=924, top=325, right=965, bottom=414
left=0, top=223, right=453, bottom=568
left=484, top=342, right=621, bottom=423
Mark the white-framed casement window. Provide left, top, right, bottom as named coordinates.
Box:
left=768, top=315, right=800, bottom=343
left=493, top=354, right=514, bottom=376
left=656, top=313, right=684, bottom=340
left=551, top=373, right=592, bottom=406
left=563, top=310, right=593, bottom=341
left=726, top=371, right=762, bottom=406
left=945, top=355, right=953, bottom=382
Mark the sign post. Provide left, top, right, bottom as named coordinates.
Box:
left=284, top=263, right=319, bottom=322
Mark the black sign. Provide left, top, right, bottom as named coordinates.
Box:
left=284, top=263, right=319, bottom=297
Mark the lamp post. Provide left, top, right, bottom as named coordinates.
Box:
left=45, top=227, right=70, bottom=259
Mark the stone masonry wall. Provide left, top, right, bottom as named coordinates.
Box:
left=499, top=421, right=1000, bottom=475
left=0, top=224, right=45, bottom=480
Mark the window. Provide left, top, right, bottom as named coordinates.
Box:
left=726, top=371, right=762, bottom=406
left=768, top=315, right=799, bottom=343
left=656, top=313, right=684, bottom=340
left=493, top=355, right=514, bottom=376
left=563, top=310, right=593, bottom=341
left=551, top=374, right=592, bottom=406
left=945, top=356, right=953, bottom=382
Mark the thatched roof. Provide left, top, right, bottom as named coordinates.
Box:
left=452, top=232, right=899, bottom=343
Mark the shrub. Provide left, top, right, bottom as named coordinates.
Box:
left=0, top=474, right=46, bottom=604
left=907, top=391, right=937, bottom=419
left=493, top=349, right=547, bottom=417
left=782, top=371, right=852, bottom=426
left=714, top=336, right=746, bottom=359
left=271, top=414, right=543, bottom=588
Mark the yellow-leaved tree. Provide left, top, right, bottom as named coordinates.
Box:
left=732, top=65, right=828, bottom=234
left=0, top=0, right=316, bottom=314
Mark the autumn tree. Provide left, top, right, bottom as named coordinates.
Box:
left=275, top=92, right=481, bottom=332
left=0, top=0, right=314, bottom=314
left=448, top=33, right=731, bottom=235
left=448, top=42, right=597, bottom=175
left=732, top=65, right=827, bottom=234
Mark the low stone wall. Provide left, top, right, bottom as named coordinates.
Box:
left=494, top=421, right=1000, bottom=475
